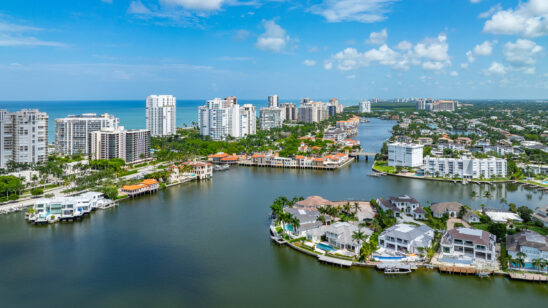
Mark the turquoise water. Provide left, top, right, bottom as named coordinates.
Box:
left=0, top=100, right=270, bottom=142
left=375, top=256, right=405, bottom=260
left=317, top=243, right=336, bottom=252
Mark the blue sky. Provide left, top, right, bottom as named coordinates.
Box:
left=0, top=0, right=547, bottom=100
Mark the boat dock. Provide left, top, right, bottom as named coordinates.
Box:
left=318, top=255, right=353, bottom=267
left=438, top=265, right=482, bottom=275
left=509, top=272, right=548, bottom=282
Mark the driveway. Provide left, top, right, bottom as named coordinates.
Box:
left=447, top=218, right=470, bottom=230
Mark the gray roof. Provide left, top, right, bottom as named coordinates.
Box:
left=324, top=222, right=370, bottom=246
left=284, top=207, right=321, bottom=224
left=414, top=206, right=426, bottom=214
left=431, top=202, right=463, bottom=215
left=506, top=231, right=548, bottom=252
left=443, top=228, right=494, bottom=248
left=463, top=210, right=479, bottom=221
left=381, top=224, right=433, bottom=242
left=378, top=198, right=398, bottom=212
left=389, top=195, right=419, bottom=204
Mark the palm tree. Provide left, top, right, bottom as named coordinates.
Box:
left=318, top=215, right=326, bottom=225
left=531, top=258, right=542, bottom=272
left=540, top=258, right=548, bottom=273
left=290, top=216, right=300, bottom=234
left=352, top=230, right=366, bottom=245
left=353, top=202, right=360, bottom=214
left=516, top=252, right=527, bottom=269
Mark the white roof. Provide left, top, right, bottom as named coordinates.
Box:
left=484, top=211, right=523, bottom=223
left=459, top=228, right=483, bottom=237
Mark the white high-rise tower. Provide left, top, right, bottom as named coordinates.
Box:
left=146, top=95, right=176, bottom=136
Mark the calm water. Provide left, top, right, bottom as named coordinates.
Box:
left=0, top=119, right=546, bottom=307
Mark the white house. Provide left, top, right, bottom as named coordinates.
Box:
left=440, top=228, right=496, bottom=265
left=506, top=231, right=548, bottom=272
left=378, top=224, right=434, bottom=254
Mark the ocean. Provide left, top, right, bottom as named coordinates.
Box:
left=0, top=99, right=364, bottom=142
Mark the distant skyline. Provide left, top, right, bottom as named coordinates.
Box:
left=0, top=0, right=547, bottom=100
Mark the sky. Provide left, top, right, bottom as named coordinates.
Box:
left=0, top=0, right=547, bottom=100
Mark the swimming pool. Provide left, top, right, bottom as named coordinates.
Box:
left=317, top=243, right=337, bottom=252
left=374, top=256, right=404, bottom=260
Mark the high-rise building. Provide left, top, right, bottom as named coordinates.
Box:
left=359, top=101, right=371, bottom=113
left=298, top=102, right=328, bottom=123
left=198, top=97, right=255, bottom=140
left=329, top=98, right=344, bottom=113
left=259, top=107, right=285, bottom=130
left=125, top=129, right=151, bottom=164
left=146, top=95, right=176, bottom=136
left=416, top=99, right=426, bottom=110
left=0, top=109, right=48, bottom=169
left=55, top=113, right=119, bottom=156
left=388, top=142, right=424, bottom=168
left=89, top=126, right=150, bottom=164
left=280, top=103, right=298, bottom=121
left=240, top=104, right=257, bottom=136
left=423, top=156, right=507, bottom=179
left=268, top=95, right=279, bottom=108
left=428, top=100, right=456, bottom=112
left=301, top=97, right=311, bottom=105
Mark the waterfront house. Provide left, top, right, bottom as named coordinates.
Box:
left=121, top=178, right=159, bottom=197
left=377, top=195, right=426, bottom=220
left=296, top=196, right=333, bottom=210
left=431, top=202, right=462, bottom=218
left=533, top=206, right=548, bottom=227
left=208, top=152, right=231, bottom=163
left=182, top=161, right=213, bottom=180
left=283, top=207, right=327, bottom=238
left=378, top=224, right=434, bottom=254
left=506, top=231, right=548, bottom=272
left=440, top=228, right=496, bottom=265
left=324, top=222, right=367, bottom=254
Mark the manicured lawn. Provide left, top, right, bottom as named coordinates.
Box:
left=373, top=161, right=396, bottom=173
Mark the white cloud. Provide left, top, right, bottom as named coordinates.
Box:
left=325, top=33, right=451, bottom=72
left=346, top=74, right=356, bottom=79
left=503, top=38, right=543, bottom=67
left=465, top=51, right=475, bottom=63
left=396, top=40, right=412, bottom=50
left=367, top=28, right=387, bottom=44
left=479, top=4, right=502, bottom=19
left=470, top=0, right=481, bottom=3
left=233, top=29, right=249, bottom=41
left=460, top=63, right=469, bottom=69
left=484, top=62, right=506, bottom=75
left=0, top=20, right=66, bottom=47
left=303, top=59, right=316, bottom=66
left=484, top=0, right=548, bottom=37
left=473, top=40, right=494, bottom=56
left=310, top=0, right=399, bottom=23
left=161, top=0, right=225, bottom=11
left=255, top=20, right=291, bottom=53
left=450, top=70, right=459, bottom=76
left=128, top=1, right=152, bottom=14
left=324, top=61, right=333, bottom=70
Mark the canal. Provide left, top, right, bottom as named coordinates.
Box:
left=0, top=119, right=546, bottom=307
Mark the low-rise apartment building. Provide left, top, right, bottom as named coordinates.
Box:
left=423, top=156, right=507, bottom=179
left=388, top=142, right=423, bottom=168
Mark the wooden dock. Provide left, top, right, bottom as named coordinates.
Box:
left=318, top=255, right=353, bottom=267
left=438, top=266, right=481, bottom=275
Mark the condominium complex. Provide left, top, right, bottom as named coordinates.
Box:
left=423, top=156, right=507, bottom=179
left=198, top=97, right=256, bottom=140
left=416, top=99, right=427, bottom=110
left=280, top=103, right=298, bottom=121
left=359, top=100, right=371, bottom=113
left=89, top=127, right=150, bottom=164
left=54, top=113, right=119, bottom=156
left=268, top=95, right=279, bottom=108
left=240, top=104, right=257, bottom=136
left=298, top=101, right=328, bottom=123
left=428, top=100, right=456, bottom=112
left=328, top=98, right=344, bottom=116
left=0, top=109, right=48, bottom=169
left=388, top=142, right=424, bottom=168
left=259, top=107, right=285, bottom=130
left=146, top=95, right=176, bottom=136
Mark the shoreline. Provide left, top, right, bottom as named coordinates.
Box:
left=275, top=234, right=548, bottom=283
